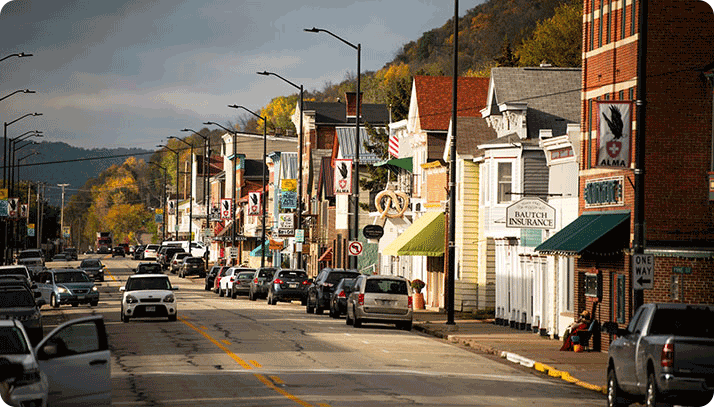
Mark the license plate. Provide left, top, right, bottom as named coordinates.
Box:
left=289, top=283, right=298, bottom=288
left=77, top=295, right=85, bottom=300
left=145, top=306, right=156, bottom=312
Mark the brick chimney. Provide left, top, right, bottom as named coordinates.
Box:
left=345, top=92, right=363, bottom=118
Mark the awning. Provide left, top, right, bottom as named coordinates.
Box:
left=535, top=211, right=630, bottom=255
left=318, top=247, right=333, bottom=262
left=382, top=211, right=444, bottom=256
left=250, top=241, right=272, bottom=257
left=215, top=220, right=233, bottom=237
left=374, top=157, right=413, bottom=172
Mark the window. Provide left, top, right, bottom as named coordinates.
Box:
left=617, top=274, right=626, bottom=323
left=584, top=272, right=601, bottom=298
left=550, top=147, right=574, bottom=160
left=497, top=162, right=512, bottom=204
left=598, top=1, right=603, bottom=47
left=621, top=0, right=627, bottom=40
left=606, top=0, right=611, bottom=44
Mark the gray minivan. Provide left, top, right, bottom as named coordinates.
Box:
left=346, top=275, right=413, bottom=330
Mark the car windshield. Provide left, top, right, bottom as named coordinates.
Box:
left=365, top=279, right=408, bottom=295
left=0, top=290, right=35, bottom=307
left=0, top=267, right=27, bottom=277
left=0, top=326, right=30, bottom=354
left=126, top=277, right=172, bottom=291
left=54, top=272, right=91, bottom=284
left=326, top=271, right=359, bottom=284
left=81, top=260, right=101, bottom=268
left=138, top=264, right=162, bottom=273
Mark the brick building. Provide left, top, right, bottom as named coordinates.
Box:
left=536, top=0, right=714, bottom=351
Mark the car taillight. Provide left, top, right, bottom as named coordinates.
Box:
left=302, top=280, right=311, bottom=285
left=408, top=296, right=413, bottom=309
left=358, top=293, right=364, bottom=306
left=274, top=278, right=284, bottom=285
left=661, top=343, right=674, bottom=368
left=230, top=277, right=235, bottom=282
left=254, top=278, right=258, bottom=284
left=337, top=290, right=346, bottom=298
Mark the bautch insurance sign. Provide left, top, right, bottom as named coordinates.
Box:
left=506, top=197, right=556, bottom=230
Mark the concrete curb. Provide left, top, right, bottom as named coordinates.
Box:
left=414, top=323, right=607, bottom=395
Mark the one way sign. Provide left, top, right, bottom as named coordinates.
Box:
left=632, top=254, right=654, bottom=290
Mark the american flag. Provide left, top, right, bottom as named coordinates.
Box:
left=388, top=133, right=398, bottom=157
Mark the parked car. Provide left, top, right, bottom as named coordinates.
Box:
left=112, top=246, right=125, bottom=257
left=133, top=244, right=145, bottom=260
left=267, top=269, right=309, bottom=305
left=217, top=267, right=239, bottom=297
left=0, top=315, right=111, bottom=407
left=169, top=252, right=191, bottom=274
left=16, top=249, right=44, bottom=276
left=134, top=262, right=162, bottom=274
left=120, top=274, right=178, bottom=322
left=78, top=258, right=106, bottom=281
left=0, top=281, right=44, bottom=344
left=142, top=244, right=160, bottom=260
left=230, top=268, right=257, bottom=298
left=35, top=269, right=100, bottom=308
left=178, top=256, right=206, bottom=278
left=0, top=265, right=33, bottom=287
left=214, top=267, right=230, bottom=294
left=329, top=277, right=358, bottom=318
left=62, top=247, right=78, bottom=260
left=205, top=265, right=227, bottom=291
left=346, top=275, right=413, bottom=330
left=604, top=303, right=714, bottom=407
left=248, top=267, right=277, bottom=301
left=306, top=268, right=360, bottom=314
left=159, top=247, right=185, bottom=270
left=52, top=253, right=68, bottom=261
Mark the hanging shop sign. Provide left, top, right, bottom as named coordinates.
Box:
left=596, top=101, right=632, bottom=168
left=221, top=198, right=232, bottom=220
left=334, top=159, right=352, bottom=195
left=506, top=197, right=555, bottom=230
left=277, top=213, right=295, bottom=237
left=584, top=176, right=624, bottom=208
left=8, top=198, right=18, bottom=218
left=280, top=178, right=297, bottom=209
left=20, top=204, right=28, bottom=218
left=363, top=224, right=384, bottom=239
left=374, top=189, right=409, bottom=219
left=248, top=192, right=261, bottom=215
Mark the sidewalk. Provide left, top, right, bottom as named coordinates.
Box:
left=412, top=309, right=608, bottom=394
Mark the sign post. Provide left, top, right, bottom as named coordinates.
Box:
left=347, top=241, right=363, bottom=257
left=632, top=253, right=654, bottom=290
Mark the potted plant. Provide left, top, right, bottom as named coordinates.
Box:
left=410, top=279, right=426, bottom=309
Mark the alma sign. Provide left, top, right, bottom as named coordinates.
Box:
left=506, top=197, right=555, bottom=230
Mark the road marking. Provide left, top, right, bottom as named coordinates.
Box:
left=221, top=339, right=230, bottom=345
left=250, top=360, right=262, bottom=368
left=179, top=316, right=252, bottom=370
left=269, top=375, right=284, bottom=384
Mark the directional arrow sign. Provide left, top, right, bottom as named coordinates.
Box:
left=632, top=254, right=654, bottom=290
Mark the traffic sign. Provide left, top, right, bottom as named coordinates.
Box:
left=347, top=241, right=363, bottom=256
left=632, top=254, right=654, bottom=290
left=230, top=247, right=238, bottom=259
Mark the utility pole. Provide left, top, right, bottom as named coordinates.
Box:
left=58, top=183, right=69, bottom=251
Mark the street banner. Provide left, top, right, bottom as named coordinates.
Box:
left=155, top=213, right=163, bottom=223
left=27, top=223, right=35, bottom=237
left=8, top=198, right=18, bottom=218
left=62, top=226, right=70, bottom=239
left=280, top=179, right=297, bottom=209
left=334, top=159, right=352, bottom=195
left=596, top=101, right=632, bottom=168
left=20, top=204, right=28, bottom=218
left=277, top=212, right=294, bottom=236
left=248, top=192, right=261, bottom=215
left=167, top=200, right=175, bottom=215
left=0, top=201, right=7, bottom=217
left=0, top=189, right=6, bottom=200
left=220, top=198, right=232, bottom=220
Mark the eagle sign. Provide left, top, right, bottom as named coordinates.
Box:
left=597, top=102, right=631, bottom=168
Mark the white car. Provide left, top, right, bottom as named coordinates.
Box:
left=0, top=315, right=111, bottom=407
left=217, top=267, right=239, bottom=297
left=142, top=244, right=160, bottom=260
left=120, top=274, right=178, bottom=322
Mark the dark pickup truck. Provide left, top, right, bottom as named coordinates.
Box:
left=605, top=303, right=714, bottom=407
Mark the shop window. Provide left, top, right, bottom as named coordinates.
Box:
left=584, top=271, right=602, bottom=299
left=617, top=274, right=626, bottom=323
left=497, top=162, right=512, bottom=204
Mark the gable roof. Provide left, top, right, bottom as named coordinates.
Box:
left=449, top=116, right=498, bottom=157
left=413, top=76, right=490, bottom=132
left=302, top=101, right=389, bottom=125
left=335, top=127, right=381, bottom=164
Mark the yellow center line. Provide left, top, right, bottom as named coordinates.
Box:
left=250, top=360, right=262, bottom=368
left=179, top=316, right=253, bottom=370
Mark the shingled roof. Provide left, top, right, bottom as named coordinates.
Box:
left=413, top=76, right=490, bottom=132
left=302, top=101, right=389, bottom=125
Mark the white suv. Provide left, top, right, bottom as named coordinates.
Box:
left=120, top=274, right=178, bottom=322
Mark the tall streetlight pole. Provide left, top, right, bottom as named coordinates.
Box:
left=181, top=129, right=210, bottom=230
left=169, top=136, right=194, bottom=245
left=157, top=144, right=181, bottom=240
left=58, top=183, right=69, bottom=251
left=10, top=131, right=42, bottom=198
left=257, top=70, right=305, bottom=269
left=16, top=152, right=38, bottom=256
left=304, top=26, right=361, bottom=270
left=150, top=162, right=168, bottom=242
left=228, top=105, right=267, bottom=269
left=4, top=113, right=41, bottom=190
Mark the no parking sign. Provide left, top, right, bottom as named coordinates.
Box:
left=347, top=241, right=363, bottom=256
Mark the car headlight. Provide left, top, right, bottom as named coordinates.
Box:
left=163, top=293, right=175, bottom=303
left=125, top=295, right=139, bottom=304
left=57, top=286, right=69, bottom=294
left=91, top=286, right=98, bottom=292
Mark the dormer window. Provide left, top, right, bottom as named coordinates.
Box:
left=550, top=147, right=574, bottom=160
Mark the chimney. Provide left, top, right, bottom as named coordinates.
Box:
left=345, top=92, right=363, bottom=118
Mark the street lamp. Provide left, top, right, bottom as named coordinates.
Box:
left=157, top=144, right=180, bottom=240
left=181, top=129, right=211, bottom=231
left=15, top=151, right=38, bottom=257
left=169, top=136, right=194, bottom=246
left=305, top=26, right=361, bottom=270
left=0, top=53, right=32, bottom=63
left=257, top=70, right=305, bottom=269
left=227, top=105, right=267, bottom=269
left=4, top=114, right=41, bottom=190
left=0, top=89, right=35, bottom=102
left=10, top=131, right=42, bottom=198
left=58, top=183, right=69, bottom=250
left=149, top=162, right=168, bottom=242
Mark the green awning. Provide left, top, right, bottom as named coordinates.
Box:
left=374, top=157, right=413, bottom=172
left=250, top=241, right=272, bottom=257
left=535, top=211, right=630, bottom=255
left=382, top=211, right=444, bottom=256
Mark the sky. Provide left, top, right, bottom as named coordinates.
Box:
left=0, top=0, right=486, bottom=151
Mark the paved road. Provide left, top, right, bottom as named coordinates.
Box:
left=40, top=256, right=606, bottom=406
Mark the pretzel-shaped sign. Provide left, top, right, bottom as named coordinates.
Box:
left=375, top=190, right=410, bottom=219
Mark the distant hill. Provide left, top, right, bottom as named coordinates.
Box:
left=3, top=140, right=152, bottom=204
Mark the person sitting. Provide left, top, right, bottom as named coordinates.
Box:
left=560, top=309, right=593, bottom=351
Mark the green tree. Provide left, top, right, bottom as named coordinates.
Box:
left=359, top=124, right=392, bottom=210
left=515, top=2, right=583, bottom=67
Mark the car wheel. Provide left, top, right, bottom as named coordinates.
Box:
left=168, top=314, right=177, bottom=322
left=646, top=372, right=667, bottom=407
left=607, top=368, right=630, bottom=407
left=345, top=307, right=353, bottom=325
left=99, top=277, right=104, bottom=282
left=399, top=320, right=412, bottom=331
left=90, top=300, right=99, bottom=307
left=230, top=288, right=236, bottom=299
left=71, top=303, right=79, bottom=307
left=315, top=305, right=324, bottom=315
left=219, top=287, right=224, bottom=297
left=306, top=297, right=315, bottom=314
left=50, top=293, right=59, bottom=308
left=353, top=311, right=362, bottom=328
left=122, top=312, right=130, bottom=323
left=249, top=290, right=256, bottom=301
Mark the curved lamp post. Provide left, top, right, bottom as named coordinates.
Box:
left=168, top=136, right=194, bottom=245
left=257, top=70, right=304, bottom=269
left=157, top=144, right=180, bottom=240
left=10, top=131, right=42, bottom=198
left=181, top=129, right=211, bottom=230
left=149, top=161, right=168, bottom=242
left=304, top=26, right=361, bottom=270
left=0, top=53, right=32, bottom=63
left=227, top=105, right=267, bottom=269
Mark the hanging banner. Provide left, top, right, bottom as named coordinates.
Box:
left=280, top=178, right=297, bottom=209
left=0, top=201, right=7, bottom=217
left=248, top=192, right=261, bottom=215
left=220, top=198, right=232, bottom=220
left=20, top=204, right=28, bottom=218
left=8, top=198, right=18, bottom=218
left=277, top=212, right=295, bottom=236
left=62, top=226, right=70, bottom=239
left=596, top=101, right=632, bottom=168
left=0, top=189, right=6, bottom=200
left=27, top=223, right=35, bottom=237
left=334, top=159, right=352, bottom=195
left=167, top=200, right=175, bottom=215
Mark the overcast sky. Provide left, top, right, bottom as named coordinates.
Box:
left=0, top=0, right=485, bottom=151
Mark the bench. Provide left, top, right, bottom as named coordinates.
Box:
left=573, top=319, right=600, bottom=351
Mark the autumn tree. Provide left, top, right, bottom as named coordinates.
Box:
left=515, top=1, right=583, bottom=67
left=260, top=94, right=299, bottom=135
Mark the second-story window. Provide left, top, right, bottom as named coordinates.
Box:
left=497, top=162, right=512, bottom=204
